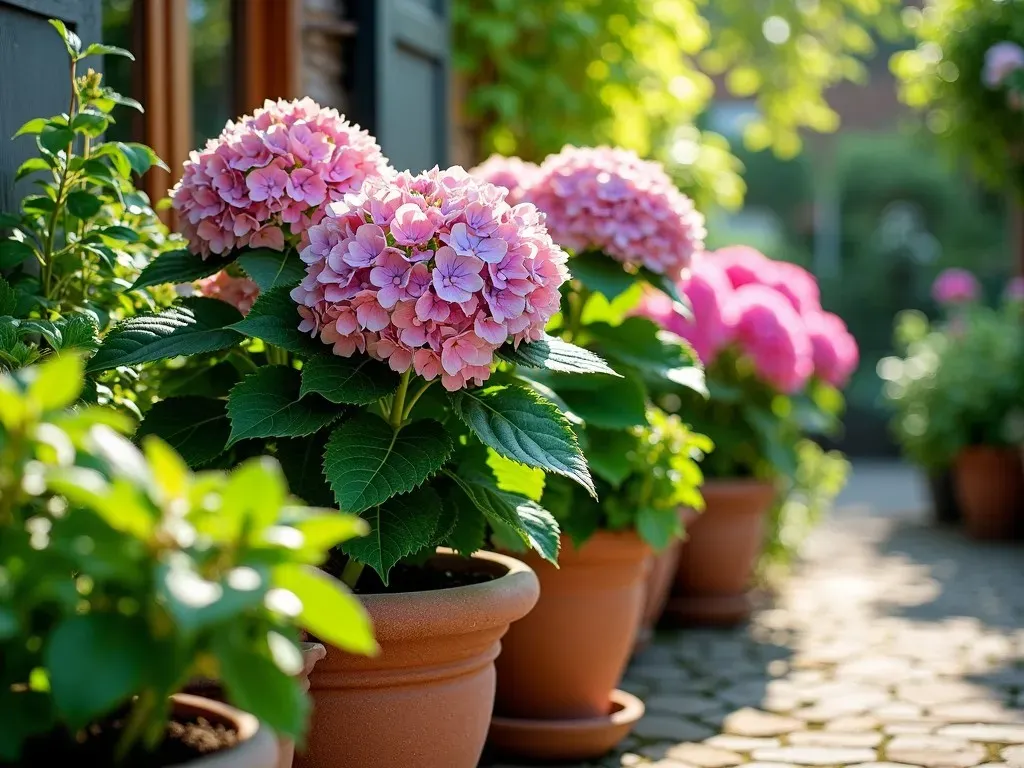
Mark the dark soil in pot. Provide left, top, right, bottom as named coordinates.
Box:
left=8, top=713, right=237, bottom=767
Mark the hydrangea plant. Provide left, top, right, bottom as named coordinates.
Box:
left=471, top=146, right=710, bottom=550
left=90, top=124, right=612, bottom=583
left=0, top=355, right=374, bottom=762
left=639, top=246, right=855, bottom=481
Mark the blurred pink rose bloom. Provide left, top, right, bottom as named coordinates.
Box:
left=931, top=267, right=979, bottom=306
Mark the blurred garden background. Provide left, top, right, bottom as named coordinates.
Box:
left=90, top=0, right=1021, bottom=457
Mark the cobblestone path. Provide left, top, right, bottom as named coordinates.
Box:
left=486, top=480, right=1024, bottom=768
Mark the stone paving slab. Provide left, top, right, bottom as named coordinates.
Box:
left=480, top=475, right=1024, bottom=768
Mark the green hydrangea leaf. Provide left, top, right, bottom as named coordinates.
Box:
left=450, top=383, right=593, bottom=497
left=226, top=366, right=341, bottom=447
left=299, top=354, right=400, bottom=405
left=323, top=414, right=451, bottom=513
left=341, top=487, right=445, bottom=583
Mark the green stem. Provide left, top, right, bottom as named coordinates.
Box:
left=116, top=688, right=156, bottom=762
left=341, top=559, right=365, bottom=590
left=402, top=379, right=434, bottom=422
left=389, top=369, right=412, bottom=430
left=41, top=59, right=78, bottom=302
left=565, top=282, right=589, bottom=342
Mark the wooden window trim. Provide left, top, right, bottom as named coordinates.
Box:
left=137, top=0, right=300, bottom=213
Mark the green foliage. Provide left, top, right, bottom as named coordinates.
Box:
left=340, top=488, right=446, bottom=583
left=86, top=298, right=243, bottom=373
left=451, top=384, right=594, bottom=497
left=879, top=305, right=1024, bottom=467
left=323, top=414, right=453, bottom=515
left=0, top=356, right=374, bottom=761
left=453, top=0, right=900, bottom=197
left=2, top=21, right=178, bottom=394
left=760, top=439, right=850, bottom=578
left=299, top=355, right=401, bottom=405
left=226, top=366, right=340, bottom=446
left=891, top=0, right=1024, bottom=197
left=544, top=408, right=710, bottom=550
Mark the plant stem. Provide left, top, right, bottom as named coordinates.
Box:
left=389, top=369, right=412, bottom=430
left=341, top=559, right=365, bottom=590
left=565, top=282, right=589, bottom=342
left=402, top=379, right=434, bottom=421
left=116, top=687, right=156, bottom=762
left=41, top=59, right=78, bottom=302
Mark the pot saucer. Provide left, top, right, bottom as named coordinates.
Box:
left=487, top=689, right=645, bottom=761
left=661, top=591, right=752, bottom=627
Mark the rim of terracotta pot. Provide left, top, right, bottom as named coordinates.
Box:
left=168, top=693, right=276, bottom=768
left=356, top=549, right=539, bottom=642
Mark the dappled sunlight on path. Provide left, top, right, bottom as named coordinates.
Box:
left=483, top=463, right=1024, bottom=767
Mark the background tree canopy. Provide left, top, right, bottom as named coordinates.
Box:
left=453, top=0, right=903, bottom=208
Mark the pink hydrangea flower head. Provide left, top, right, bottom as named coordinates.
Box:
left=172, top=97, right=390, bottom=258
left=805, top=310, right=859, bottom=388
left=197, top=271, right=260, bottom=316
left=725, top=284, right=814, bottom=394
left=766, top=260, right=821, bottom=315
left=1004, top=275, right=1024, bottom=304
left=469, top=154, right=540, bottom=205
left=527, top=146, right=705, bottom=281
left=712, top=245, right=772, bottom=289
left=931, top=268, right=980, bottom=306
left=635, top=255, right=735, bottom=365
left=984, top=41, right=1024, bottom=88
left=291, top=167, right=570, bottom=391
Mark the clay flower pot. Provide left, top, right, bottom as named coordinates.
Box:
left=276, top=643, right=327, bottom=768
left=954, top=446, right=1024, bottom=539
left=664, top=478, right=775, bottom=627
left=488, top=531, right=651, bottom=760
left=297, top=550, right=539, bottom=768
left=635, top=507, right=701, bottom=653
left=172, top=694, right=278, bottom=767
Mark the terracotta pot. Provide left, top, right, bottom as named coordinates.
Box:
left=276, top=643, right=327, bottom=768
left=954, top=446, right=1024, bottom=539
left=297, top=550, right=539, bottom=768
left=171, top=693, right=277, bottom=767
left=493, top=531, right=652, bottom=721
left=635, top=508, right=701, bottom=652
left=664, top=478, right=775, bottom=627
left=926, top=467, right=961, bottom=525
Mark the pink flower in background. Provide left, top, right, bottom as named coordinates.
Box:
left=197, top=271, right=260, bottom=316
left=983, top=41, right=1024, bottom=88
left=931, top=268, right=979, bottom=306
left=636, top=256, right=734, bottom=365
left=766, top=261, right=821, bottom=314
left=726, top=284, right=814, bottom=394
left=805, top=311, right=860, bottom=388
left=469, top=154, right=540, bottom=205
left=173, top=98, right=390, bottom=258
left=526, top=145, right=705, bottom=281
left=291, top=167, right=569, bottom=391
left=712, top=245, right=771, bottom=289
left=1005, top=275, right=1024, bottom=303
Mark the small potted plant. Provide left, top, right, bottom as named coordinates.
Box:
left=879, top=308, right=962, bottom=524
left=884, top=287, right=1024, bottom=538
left=0, top=355, right=375, bottom=767
left=91, top=108, right=612, bottom=764
left=477, top=147, right=708, bottom=761
left=641, top=246, right=857, bottom=625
